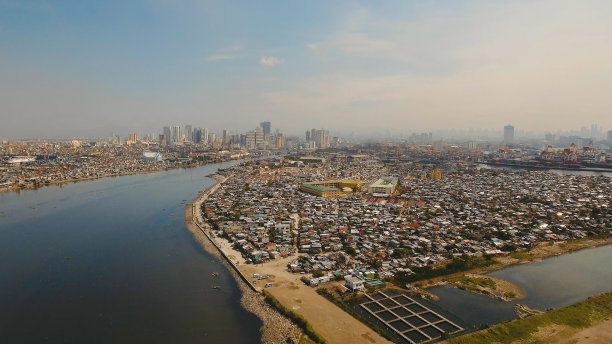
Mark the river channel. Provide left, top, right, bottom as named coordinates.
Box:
left=0, top=162, right=262, bottom=343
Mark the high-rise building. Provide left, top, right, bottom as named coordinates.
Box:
left=305, top=130, right=311, bottom=142
left=607, top=130, right=612, bottom=143
left=127, top=133, right=138, bottom=145
left=163, top=126, right=171, bottom=145
left=203, top=128, right=209, bottom=144
left=260, top=121, right=271, bottom=136
left=246, top=126, right=265, bottom=150
left=222, top=129, right=231, bottom=146
left=172, top=126, right=182, bottom=142
left=275, top=133, right=284, bottom=148
left=310, top=128, right=330, bottom=149
left=193, top=128, right=202, bottom=143
left=185, top=125, right=193, bottom=141
left=504, top=124, right=514, bottom=143
left=159, top=134, right=167, bottom=148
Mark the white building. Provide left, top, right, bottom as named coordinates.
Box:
left=367, top=177, right=399, bottom=195
left=344, top=275, right=365, bottom=292
left=142, top=151, right=163, bottom=162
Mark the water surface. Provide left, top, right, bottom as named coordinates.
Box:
left=429, top=245, right=612, bottom=329
left=0, top=163, right=262, bottom=343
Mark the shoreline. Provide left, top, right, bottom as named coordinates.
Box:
left=184, top=174, right=303, bottom=344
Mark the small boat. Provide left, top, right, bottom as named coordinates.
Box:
left=211, top=285, right=221, bottom=290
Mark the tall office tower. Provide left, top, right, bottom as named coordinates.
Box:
left=202, top=128, right=209, bottom=144
left=163, top=126, right=171, bottom=145
left=275, top=133, right=284, bottom=148
left=193, top=127, right=202, bottom=143
left=255, top=126, right=264, bottom=146
left=128, top=133, right=138, bottom=145
left=222, top=129, right=231, bottom=145
left=185, top=125, right=193, bottom=141
left=246, top=126, right=265, bottom=149
left=260, top=121, right=271, bottom=136
left=209, top=133, right=216, bottom=145
left=159, top=134, right=167, bottom=148
left=305, top=130, right=311, bottom=142
left=310, top=129, right=330, bottom=149
left=504, top=124, right=515, bottom=143
left=172, top=126, right=182, bottom=142
left=607, top=130, right=612, bottom=143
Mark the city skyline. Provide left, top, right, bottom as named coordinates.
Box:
left=1, top=1, right=612, bottom=138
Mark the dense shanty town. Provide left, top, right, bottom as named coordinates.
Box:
left=0, top=139, right=253, bottom=192
left=202, top=154, right=612, bottom=288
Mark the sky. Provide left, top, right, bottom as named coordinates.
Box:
left=1, top=0, right=611, bottom=139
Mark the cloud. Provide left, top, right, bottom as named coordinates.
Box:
left=263, top=1, right=612, bottom=132
left=259, top=56, right=281, bottom=67
left=205, top=54, right=237, bottom=62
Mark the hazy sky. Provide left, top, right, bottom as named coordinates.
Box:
left=1, top=0, right=611, bottom=138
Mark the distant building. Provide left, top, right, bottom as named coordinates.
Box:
left=246, top=126, right=265, bottom=150
left=127, top=133, right=138, bottom=145
left=504, top=124, right=515, bottom=143
left=163, top=126, right=171, bottom=145
left=607, top=130, right=612, bottom=143
left=300, top=179, right=363, bottom=198
left=185, top=125, right=193, bottom=142
left=368, top=177, right=399, bottom=195
left=299, top=156, right=326, bottom=164
left=260, top=121, right=271, bottom=136
left=430, top=169, right=442, bottom=180
left=310, top=128, right=330, bottom=149
left=171, top=126, right=182, bottom=142
left=142, top=151, right=163, bottom=162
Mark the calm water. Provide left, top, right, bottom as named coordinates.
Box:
left=429, top=245, right=612, bottom=329
left=0, top=163, right=262, bottom=343
left=482, top=164, right=612, bottom=177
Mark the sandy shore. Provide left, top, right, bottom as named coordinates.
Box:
left=184, top=175, right=302, bottom=344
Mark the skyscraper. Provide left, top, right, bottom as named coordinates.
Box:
left=163, top=126, right=171, bottom=145
left=260, top=121, right=271, bottom=136
left=203, top=128, right=209, bottom=144
left=246, top=126, right=265, bottom=150
left=504, top=124, right=514, bottom=143
left=193, top=127, right=202, bottom=143
left=222, top=129, right=231, bottom=146
left=310, top=128, right=330, bottom=148
left=185, top=125, right=193, bottom=141
left=607, top=130, right=612, bottom=143
left=172, top=126, right=182, bottom=142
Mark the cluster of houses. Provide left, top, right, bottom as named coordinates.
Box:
left=201, top=155, right=611, bottom=289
